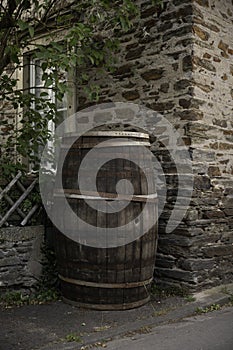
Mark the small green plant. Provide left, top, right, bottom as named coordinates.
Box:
left=195, top=303, right=221, bottom=314
left=151, top=283, right=190, bottom=298
left=32, top=289, right=60, bottom=304
left=228, top=294, right=233, bottom=305
left=0, top=288, right=60, bottom=307
left=154, top=307, right=174, bottom=317
left=220, top=286, right=229, bottom=294
left=64, top=333, right=82, bottom=343
left=0, top=291, right=30, bottom=306
left=185, top=295, right=196, bottom=302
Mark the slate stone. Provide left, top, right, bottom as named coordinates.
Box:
left=141, top=68, right=164, bottom=82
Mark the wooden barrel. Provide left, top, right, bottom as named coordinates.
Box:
left=53, top=131, right=158, bottom=310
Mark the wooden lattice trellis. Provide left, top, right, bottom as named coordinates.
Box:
left=0, top=171, right=40, bottom=227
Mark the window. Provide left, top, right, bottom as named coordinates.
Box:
left=28, top=57, right=68, bottom=172
left=30, top=57, right=67, bottom=128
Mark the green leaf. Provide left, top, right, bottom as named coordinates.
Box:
left=28, top=26, right=34, bottom=38
left=40, top=92, right=48, bottom=97
left=41, top=62, right=48, bottom=71
left=44, top=78, right=53, bottom=87
left=51, top=42, right=64, bottom=52
left=88, top=55, right=95, bottom=65
left=17, top=19, right=28, bottom=31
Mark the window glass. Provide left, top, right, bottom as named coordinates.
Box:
left=29, top=58, right=67, bottom=172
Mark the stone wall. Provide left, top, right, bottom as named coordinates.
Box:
left=182, top=0, right=233, bottom=288
left=0, top=226, right=44, bottom=290
left=0, top=0, right=232, bottom=292
left=77, top=0, right=233, bottom=290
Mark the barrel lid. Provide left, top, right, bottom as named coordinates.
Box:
left=64, top=131, right=149, bottom=139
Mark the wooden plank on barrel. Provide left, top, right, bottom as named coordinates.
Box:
left=123, top=143, right=136, bottom=291
left=112, top=157, right=125, bottom=304
left=118, top=155, right=128, bottom=305
left=95, top=135, right=109, bottom=294
left=79, top=199, right=97, bottom=281
left=123, top=205, right=134, bottom=281
left=96, top=200, right=109, bottom=303
left=138, top=145, right=149, bottom=301
left=133, top=143, right=144, bottom=280
left=105, top=155, right=117, bottom=285
left=126, top=143, right=141, bottom=303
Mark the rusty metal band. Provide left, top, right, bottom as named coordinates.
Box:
left=63, top=131, right=150, bottom=139
left=54, top=189, right=158, bottom=203
left=59, top=274, right=153, bottom=289
left=61, top=141, right=151, bottom=148
left=62, top=296, right=151, bottom=310
left=85, top=131, right=150, bottom=138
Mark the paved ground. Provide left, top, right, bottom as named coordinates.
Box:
left=0, top=283, right=233, bottom=350
left=105, top=307, right=233, bottom=350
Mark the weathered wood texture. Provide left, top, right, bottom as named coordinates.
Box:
left=0, top=172, right=39, bottom=227
left=54, top=131, right=158, bottom=310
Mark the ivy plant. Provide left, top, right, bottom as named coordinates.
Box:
left=0, top=0, right=163, bottom=177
